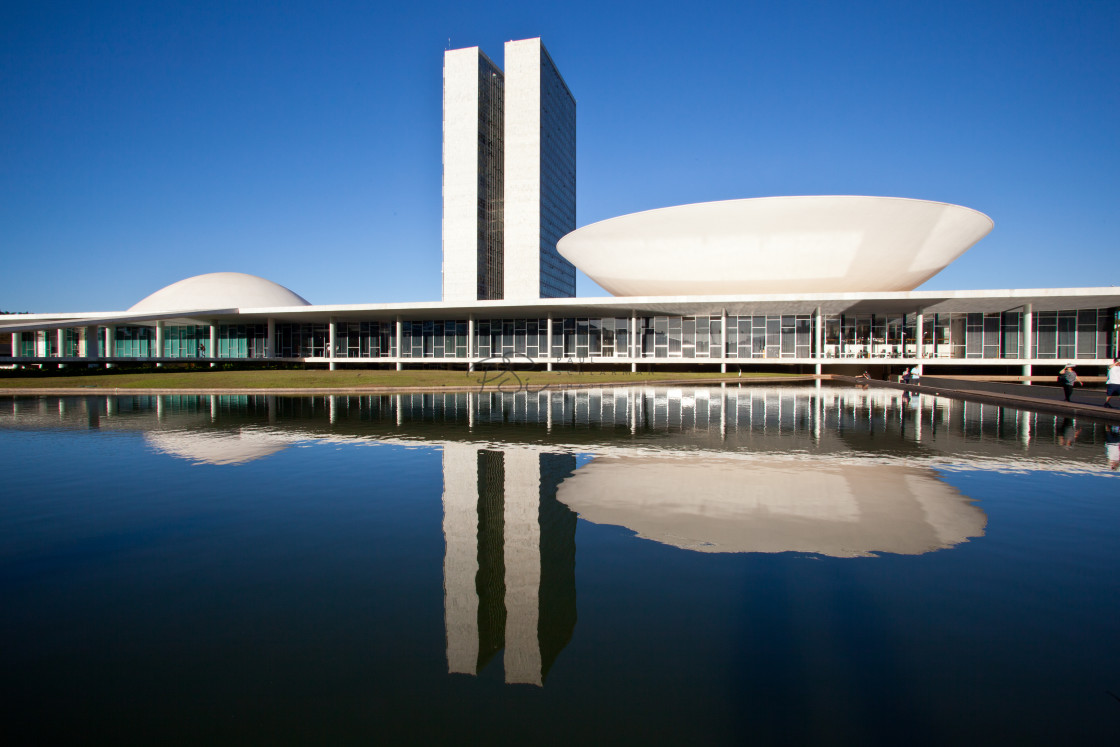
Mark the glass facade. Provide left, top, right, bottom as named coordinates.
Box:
left=8, top=309, right=1117, bottom=362
left=476, top=318, right=546, bottom=359
left=1032, top=309, right=1113, bottom=360
left=476, top=55, right=504, bottom=301
left=537, top=47, right=577, bottom=299
left=276, top=323, right=329, bottom=358
left=114, top=326, right=154, bottom=357
left=402, top=320, right=467, bottom=359
left=62, top=328, right=80, bottom=357
left=163, top=325, right=209, bottom=358
left=727, top=315, right=810, bottom=359
left=552, top=317, right=631, bottom=360
left=336, top=322, right=397, bottom=358
left=217, top=324, right=268, bottom=358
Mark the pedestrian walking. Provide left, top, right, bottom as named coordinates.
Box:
left=1057, top=363, right=1082, bottom=402
left=1104, top=358, right=1120, bottom=408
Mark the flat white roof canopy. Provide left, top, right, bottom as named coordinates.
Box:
left=1, top=287, right=1115, bottom=333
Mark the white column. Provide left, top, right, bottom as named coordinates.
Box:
left=719, top=309, right=727, bottom=373
left=154, top=321, right=165, bottom=367
left=812, top=388, right=823, bottom=443
left=814, top=307, right=824, bottom=376
left=546, top=315, right=553, bottom=371
left=814, top=307, right=823, bottom=360
left=395, top=316, right=403, bottom=371
left=720, top=386, right=727, bottom=439
left=56, top=328, right=65, bottom=361
left=36, top=330, right=46, bottom=357
left=503, top=448, right=543, bottom=686
left=631, top=313, right=638, bottom=373
left=915, top=312, right=924, bottom=361
left=442, top=444, right=480, bottom=675
left=209, top=324, right=217, bottom=368
left=10, top=331, right=19, bottom=359
left=328, top=317, right=337, bottom=371
left=105, top=326, right=115, bottom=368
left=266, top=318, right=275, bottom=359
left=467, top=315, right=475, bottom=367
left=1022, top=304, right=1033, bottom=385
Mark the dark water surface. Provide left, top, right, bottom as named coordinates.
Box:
left=1, top=386, right=1119, bottom=745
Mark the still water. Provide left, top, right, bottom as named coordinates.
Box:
left=1, top=385, right=1119, bottom=745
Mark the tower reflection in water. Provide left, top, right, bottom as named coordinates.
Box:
left=442, top=444, right=577, bottom=686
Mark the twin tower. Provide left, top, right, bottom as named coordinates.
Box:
left=442, top=38, right=577, bottom=303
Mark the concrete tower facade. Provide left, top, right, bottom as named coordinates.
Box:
left=442, top=38, right=576, bottom=303
left=442, top=47, right=505, bottom=302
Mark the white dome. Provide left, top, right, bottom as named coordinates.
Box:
left=557, top=196, right=994, bottom=296
left=130, top=272, right=310, bottom=312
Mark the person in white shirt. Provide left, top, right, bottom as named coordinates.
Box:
left=1105, top=358, right=1120, bottom=409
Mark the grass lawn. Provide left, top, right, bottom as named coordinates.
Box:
left=0, top=368, right=801, bottom=390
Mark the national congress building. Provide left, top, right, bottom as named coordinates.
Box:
left=2, top=38, right=1117, bottom=377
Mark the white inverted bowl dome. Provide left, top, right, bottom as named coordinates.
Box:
left=557, top=196, right=994, bottom=296
left=130, top=272, right=310, bottom=312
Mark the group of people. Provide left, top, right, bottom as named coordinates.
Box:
left=901, top=367, right=921, bottom=385
left=1058, top=358, right=1120, bottom=407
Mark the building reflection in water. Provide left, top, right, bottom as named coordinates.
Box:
left=4, top=387, right=1118, bottom=472
left=6, top=385, right=1117, bottom=688
left=442, top=444, right=577, bottom=686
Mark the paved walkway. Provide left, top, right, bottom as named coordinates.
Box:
left=833, top=375, right=1120, bottom=423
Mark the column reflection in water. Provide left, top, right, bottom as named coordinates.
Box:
left=0, top=388, right=1117, bottom=476
left=442, top=443, right=577, bottom=686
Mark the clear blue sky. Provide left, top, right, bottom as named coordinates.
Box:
left=2, top=0, right=1117, bottom=312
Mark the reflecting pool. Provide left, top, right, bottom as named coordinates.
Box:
left=2, top=386, right=1119, bottom=745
